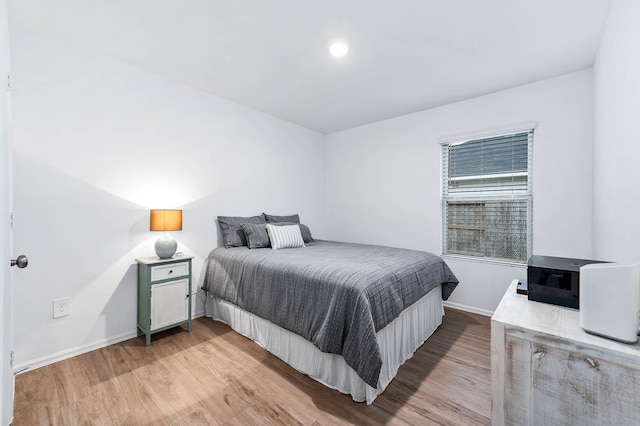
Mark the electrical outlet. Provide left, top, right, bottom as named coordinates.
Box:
left=53, top=297, right=69, bottom=318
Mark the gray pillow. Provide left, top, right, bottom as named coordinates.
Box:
left=240, top=223, right=271, bottom=249
left=273, top=222, right=313, bottom=243
left=264, top=213, right=300, bottom=224
left=217, top=215, right=266, bottom=248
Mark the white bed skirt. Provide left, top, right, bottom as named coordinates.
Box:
left=206, top=287, right=444, bottom=404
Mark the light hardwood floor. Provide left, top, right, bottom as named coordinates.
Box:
left=13, top=308, right=491, bottom=425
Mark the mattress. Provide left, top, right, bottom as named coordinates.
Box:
left=203, top=240, right=458, bottom=387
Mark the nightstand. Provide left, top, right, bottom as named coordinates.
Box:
left=135, top=255, right=193, bottom=346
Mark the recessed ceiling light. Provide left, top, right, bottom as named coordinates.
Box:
left=329, top=40, right=349, bottom=58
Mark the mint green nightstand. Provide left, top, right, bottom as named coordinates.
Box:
left=135, top=255, right=193, bottom=346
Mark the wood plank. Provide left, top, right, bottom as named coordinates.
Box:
left=13, top=308, right=490, bottom=425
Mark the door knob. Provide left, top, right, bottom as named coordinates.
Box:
left=10, top=255, right=28, bottom=268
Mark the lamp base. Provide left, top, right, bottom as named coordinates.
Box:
left=155, top=234, right=178, bottom=259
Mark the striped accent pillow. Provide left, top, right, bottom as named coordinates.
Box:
left=266, top=224, right=305, bottom=250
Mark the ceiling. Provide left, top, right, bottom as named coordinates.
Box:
left=8, top=0, right=612, bottom=134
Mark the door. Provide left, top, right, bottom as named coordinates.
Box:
left=150, top=279, right=189, bottom=331
left=1, top=1, right=12, bottom=423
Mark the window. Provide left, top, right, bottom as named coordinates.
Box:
left=441, top=129, right=533, bottom=263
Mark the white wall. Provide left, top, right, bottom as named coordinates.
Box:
left=325, top=70, right=594, bottom=314
left=10, top=33, right=326, bottom=369
left=593, top=0, right=640, bottom=262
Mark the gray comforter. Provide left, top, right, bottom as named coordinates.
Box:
left=203, top=240, right=458, bottom=388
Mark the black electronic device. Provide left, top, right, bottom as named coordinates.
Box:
left=527, top=255, right=608, bottom=309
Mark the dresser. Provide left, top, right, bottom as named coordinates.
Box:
left=491, top=280, right=640, bottom=425
left=136, top=255, right=193, bottom=346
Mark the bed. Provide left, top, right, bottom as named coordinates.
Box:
left=203, top=220, right=458, bottom=404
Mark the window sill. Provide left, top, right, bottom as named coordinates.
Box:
left=442, top=254, right=526, bottom=268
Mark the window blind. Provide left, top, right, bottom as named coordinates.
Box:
left=442, top=130, right=533, bottom=263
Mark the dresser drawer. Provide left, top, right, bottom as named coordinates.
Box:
left=150, top=261, right=189, bottom=282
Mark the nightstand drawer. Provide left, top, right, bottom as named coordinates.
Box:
left=150, top=261, right=189, bottom=282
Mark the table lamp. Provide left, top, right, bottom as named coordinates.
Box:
left=150, top=209, right=182, bottom=258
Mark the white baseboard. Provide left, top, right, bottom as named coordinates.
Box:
left=443, top=300, right=493, bottom=317
left=14, top=330, right=138, bottom=374
left=15, top=311, right=208, bottom=375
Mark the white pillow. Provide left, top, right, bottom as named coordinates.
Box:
left=266, top=224, right=305, bottom=250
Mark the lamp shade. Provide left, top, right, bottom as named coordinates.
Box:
left=150, top=209, right=182, bottom=231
